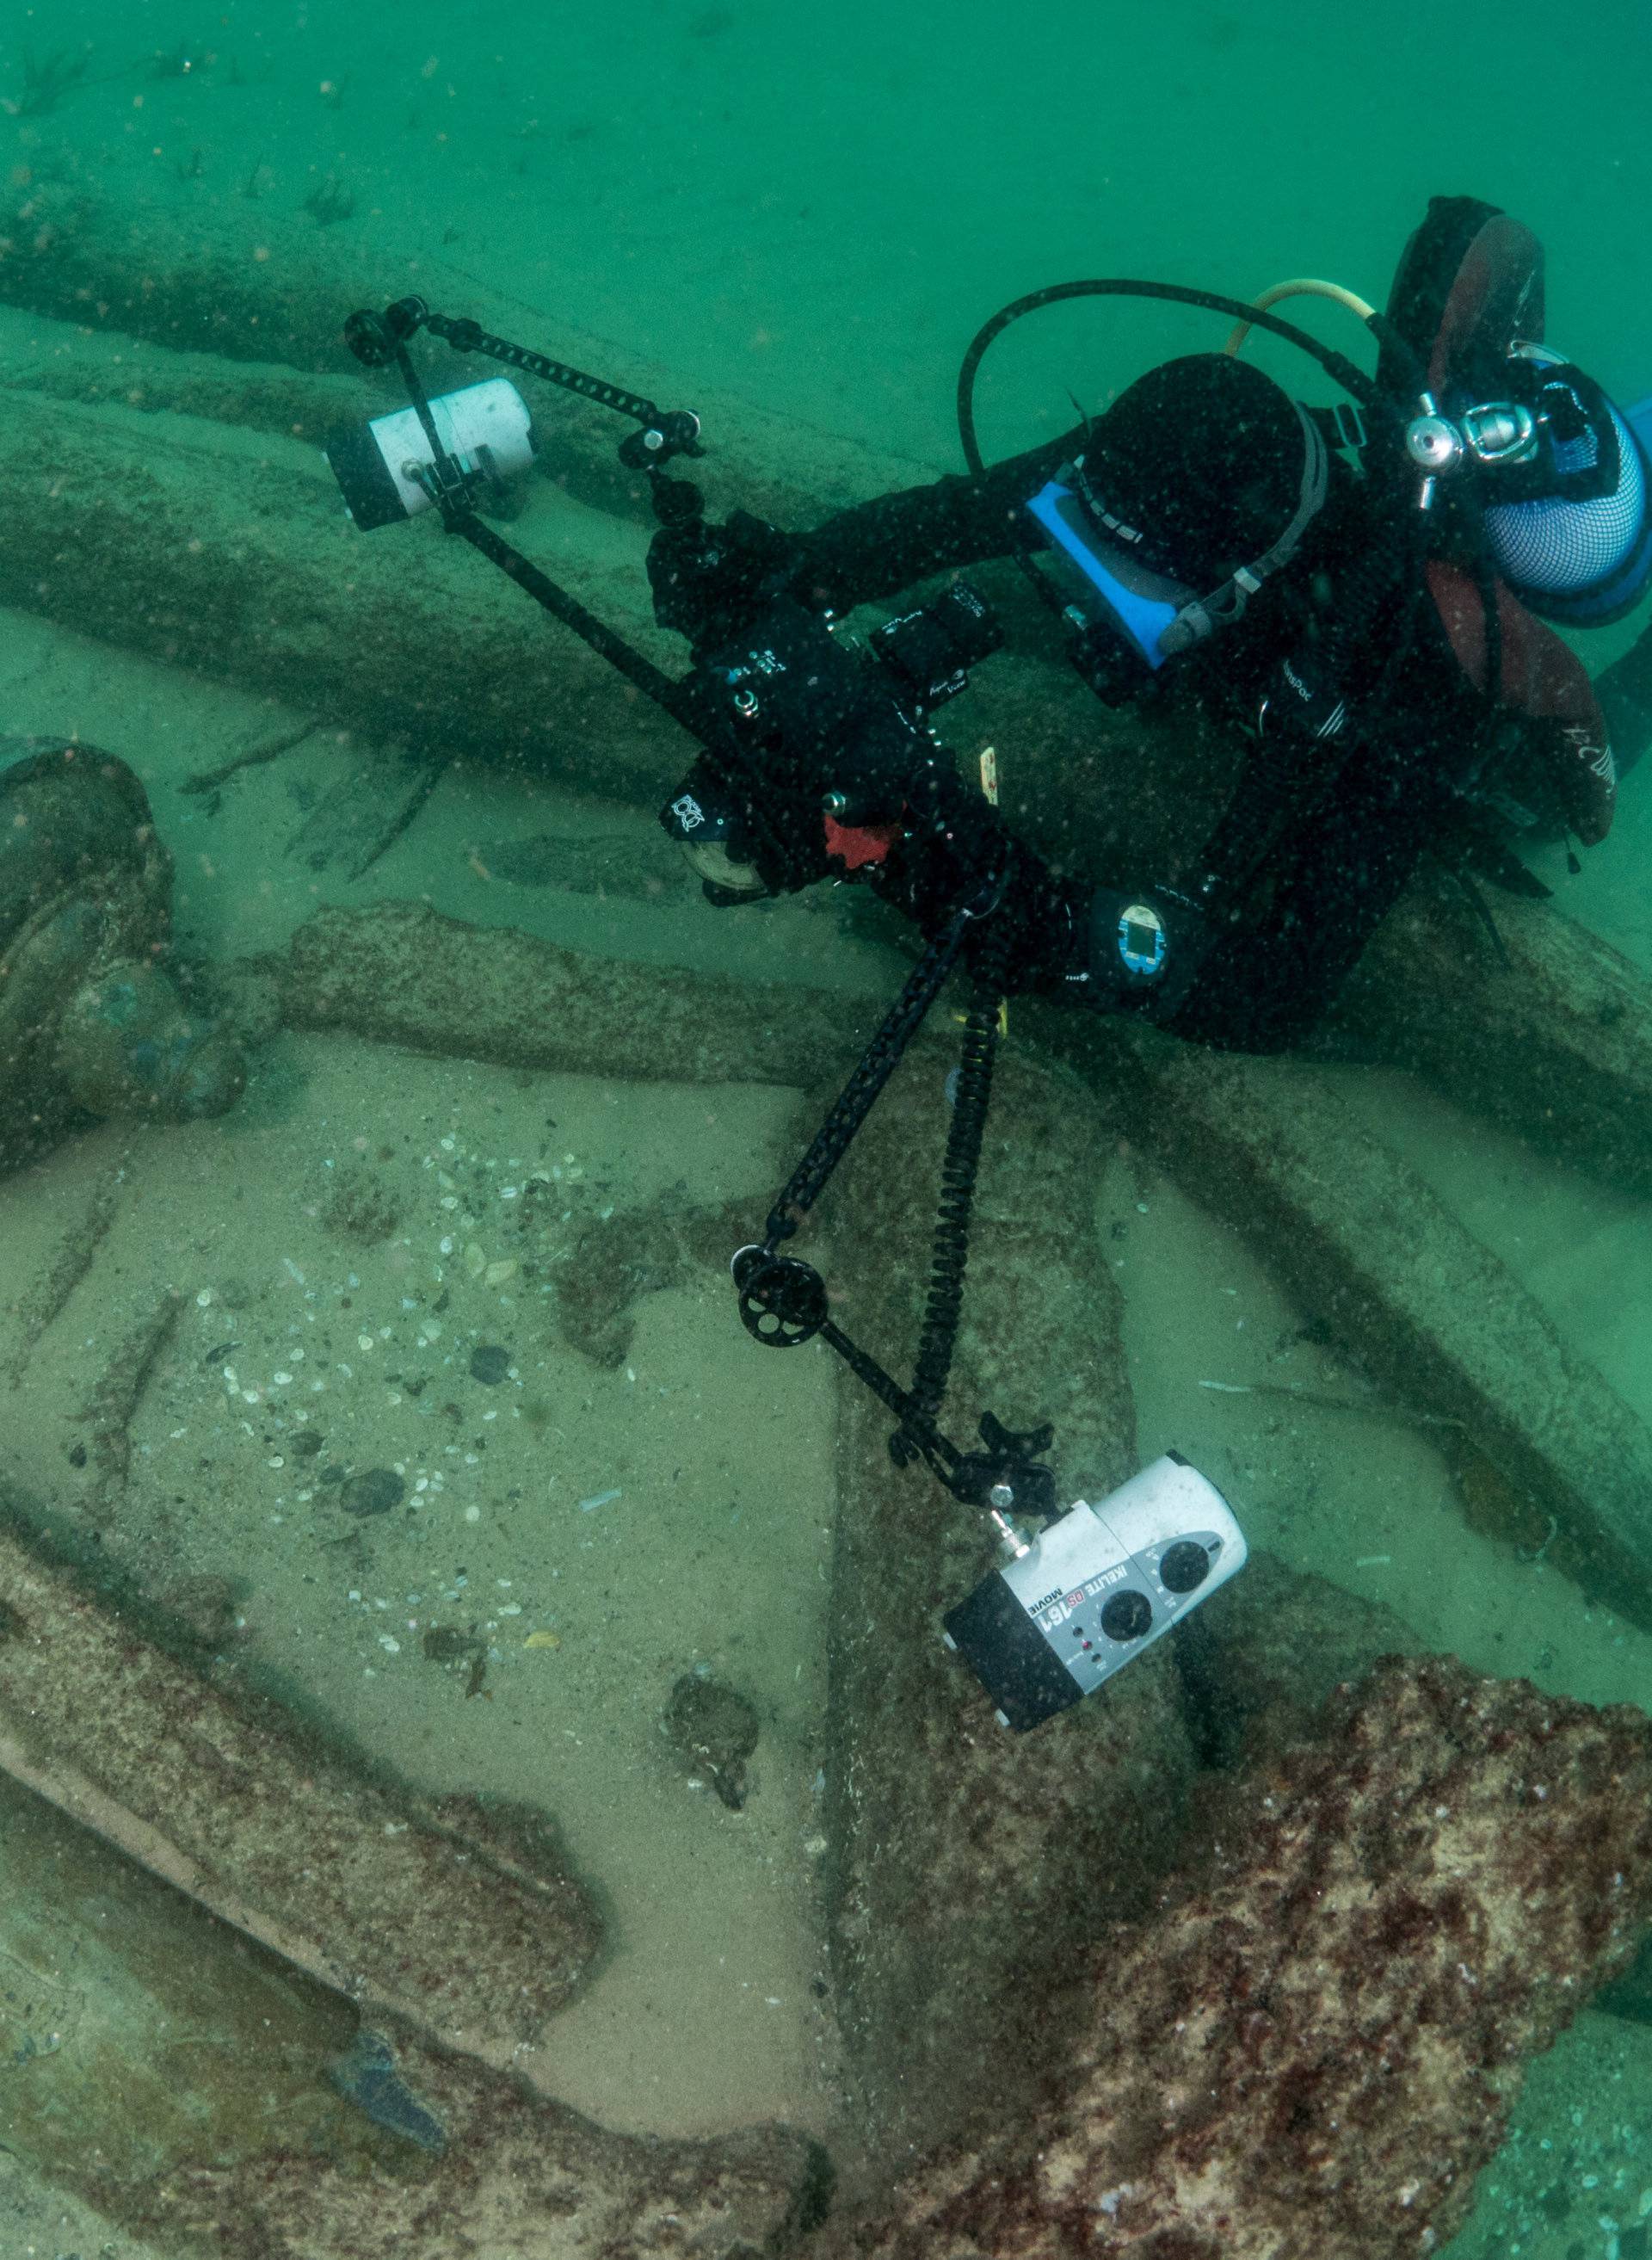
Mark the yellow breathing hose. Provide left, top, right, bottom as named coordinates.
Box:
left=1224, top=278, right=1378, bottom=357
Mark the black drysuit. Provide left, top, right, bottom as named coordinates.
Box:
left=788, top=429, right=1503, bottom=1054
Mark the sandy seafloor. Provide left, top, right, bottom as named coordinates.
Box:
left=3, top=0, right=1652, bottom=2250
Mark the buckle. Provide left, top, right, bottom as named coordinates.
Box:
left=1332, top=400, right=1367, bottom=454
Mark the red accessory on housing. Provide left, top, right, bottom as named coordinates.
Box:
left=823, top=812, right=902, bottom=872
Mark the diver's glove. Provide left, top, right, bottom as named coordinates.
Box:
left=647, top=509, right=810, bottom=651
left=1071, top=884, right=1218, bottom=1019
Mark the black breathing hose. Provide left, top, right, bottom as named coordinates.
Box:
left=955, top=277, right=1402, bottom=483
left=953, top=276, right=1427, bottom=645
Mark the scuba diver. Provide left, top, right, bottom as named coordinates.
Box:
left=325, top=196, right=1652, bottom=1683
left=645, top=196, right=1652, bottom=1054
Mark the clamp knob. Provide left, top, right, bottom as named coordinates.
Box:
left=731, top=1247, right=828, bottom=1347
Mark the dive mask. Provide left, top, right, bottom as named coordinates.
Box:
left=1026, top=399, right=1328, bottom=702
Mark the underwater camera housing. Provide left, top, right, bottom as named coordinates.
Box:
left=661, top=580, right=1005, bottom=898
left=944, top=1454, right=1247, bottom=1730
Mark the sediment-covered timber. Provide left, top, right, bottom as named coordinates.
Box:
left=2, top=1768, right=826, bottom=2260
left=1326, top=865, right=1652, bottom=1193
left=1055, top=1013, right=1652, bottom=1633
left=277, top=897, right=865, bottom=1084
left=827, top=1657, right=1652, bottom=2260
left=817, top=1040, right=1183, bottom=2164
left=0, top=1504, right=601, bottom=2064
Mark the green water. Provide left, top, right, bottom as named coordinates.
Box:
left=2, top=3, right=1652, bottom=2254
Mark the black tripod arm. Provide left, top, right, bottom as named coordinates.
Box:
left=421, top=311, right=701, bottom=463
left=446, top=509, right=691, bottom=725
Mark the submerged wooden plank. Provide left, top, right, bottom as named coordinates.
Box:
left=0, top=187, right=930, bottom=522
left=1063, top=1016, right=1652, bottom=1633
left=0, top=1504, right=601, bottom=2068
left=825, top=1658, right=1652, bottom=2260
left=0, top=1768, right=825, bottom=2260
left=1322, top=868, right=1652, bottom=1194
left=287, top=738, right=451, bottom=880
left=275, top=898, right=864, bottom=1085
left=78, top=1289, right=182, bottom=1515
left=3, top=1164, right=126, bottom=1386
left=817, top=1041, right=1187, bottom=2164
left=0, top=386, right=691, bottom=803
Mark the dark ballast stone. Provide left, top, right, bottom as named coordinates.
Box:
left=340, top=1467, right=406, bottom=1517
